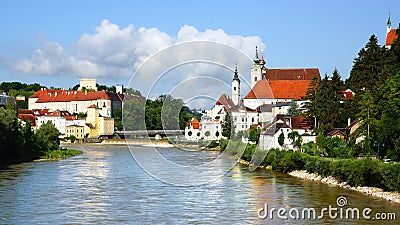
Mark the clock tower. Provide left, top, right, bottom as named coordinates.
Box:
left=250, top=46, right=263, bottom=88
left=232, top=66, right=240, bottom=105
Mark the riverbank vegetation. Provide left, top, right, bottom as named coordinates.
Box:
left=221, top=140, right=400, bottom=192
left=41, top=149, right=83, bottom=161
left=0, top=106, right=81, bottom=165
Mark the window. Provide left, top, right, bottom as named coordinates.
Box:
left=242, top=117, right=244, bottom=122
left=234, top=87, right=236, bottom=91
left=252, top=117, right=254, bottom=123
left=242, top=125, right=244, bottom=128
left=103, top=102, right=106, bottom=107
left=254, top=77, right=258, bottom=81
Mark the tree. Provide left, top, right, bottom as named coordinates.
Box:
left=222, top=111, right=233, bottom=138
left=161, top=95, right=183, bottom=130
left=125, top=88, right=142, bottom=97
left=114, top=109, right=123, bottom=130
left=346, top=35, right=392, bottom=93
left=188, top=131, right=192, bottom=136
left=248, top=127, right=261, bottom=143
left=5, top=97, right=16, bottom=111
left=278, top=132, right=285, bottom=147
left=304, top=76, right=320, bottom=126
left=374, top=73, right=400, bottom=159
left=286, top=99, right=299, bottom=117
left=204, top=131, right=211, bottom=137
left=123, top=98, right=146, bottom=130
left=35, top=121, right=61, bottom=151
left=288, top=131, right=302, bottom=149
left=0, top=108, right=22, bottom=158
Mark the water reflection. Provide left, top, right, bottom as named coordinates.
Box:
left=0, top=145, right=399, bottom=224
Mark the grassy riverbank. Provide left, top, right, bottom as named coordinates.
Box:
left=222, top=140, right=400, bottom=193
left=40, top=149, right=83, bottom=161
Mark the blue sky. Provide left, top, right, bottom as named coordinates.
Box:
left=0, top=0, right=399, bottom=92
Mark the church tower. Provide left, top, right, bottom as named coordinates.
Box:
left=232, top=66, right=240, bottom=105
left=387, top=14, right=392, bottom=34
left=250, top=46, right=263, bottom=88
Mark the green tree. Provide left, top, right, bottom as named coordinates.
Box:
left=161, top=95, right=183, bottom=130
left=286, top=99, right=299, bottom=117
left=114, top=109, right=123, bottom=130
left=278, top=132, right=285, bottom=147
left=36, top=121, right=61, bottom=151
left=125, top=88, right=143, bottom=97
left=0, top=108, right=22, bottom=159
left=204, top=130, right=211, bottom=137
left=346, top=35, right=392, bottom=93
left=248, top=127, right=261, bottom=143
left=304, top=76, right=320, bottom=126
left=123, top=98, right=146, bottom=130
left=288, top=131, right=302, bottom=149
left=222, top=111, right=233, bottom=138
left=375, top=73, right=400, bottom=159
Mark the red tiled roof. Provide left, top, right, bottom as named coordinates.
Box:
left=215, top=94, right=235, bottom=109
left=290, top=116, right=314, bottom=130
left=64, top=115, right=78, bottom=120
left=191, top=118, right=200, bottom=129
left=339, top=90, right=353, bottom=100
left=36, top=109, right=50, bottom=115
left=31, top=90, right=123, bottom=103
left=18, top=109, right=34, bottom=115
left=18, top=114, right=36, bottom=126
left=386, top=29, right=399, bottom=46
left=244, top=80, right=312, bottom=100
left=264, top=68, right=320, bottom=80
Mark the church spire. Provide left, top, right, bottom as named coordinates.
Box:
left=232, top=66, right=240, bottom=82
left=253, top=46, right=260, bottom=64
left=387, top=13, right=392, bottom=34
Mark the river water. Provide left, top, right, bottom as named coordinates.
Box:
left=0, top=144, right=399, bottom=224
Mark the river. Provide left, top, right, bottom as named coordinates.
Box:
left=0, top=144, right=399, bottom=224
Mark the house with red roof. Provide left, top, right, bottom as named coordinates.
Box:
left=184, top=118, right=202, bottom=141
left=17, top=109, right=37, bottom=129
left=28, top=88, right=123, bottom=118
left=386, top=15, right=399, bottom=49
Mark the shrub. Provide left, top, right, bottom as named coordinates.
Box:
left=219, top=139, right=229, bottom=151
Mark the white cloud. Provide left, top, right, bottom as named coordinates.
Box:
left=8, top=19, right=264, bottom=101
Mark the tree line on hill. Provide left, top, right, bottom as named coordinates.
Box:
left=302, top=29, right=400, bottom=160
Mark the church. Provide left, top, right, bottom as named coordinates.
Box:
left=386, top=14, right=399, bottom=49
left=184, top=47, right=320, bottom=141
